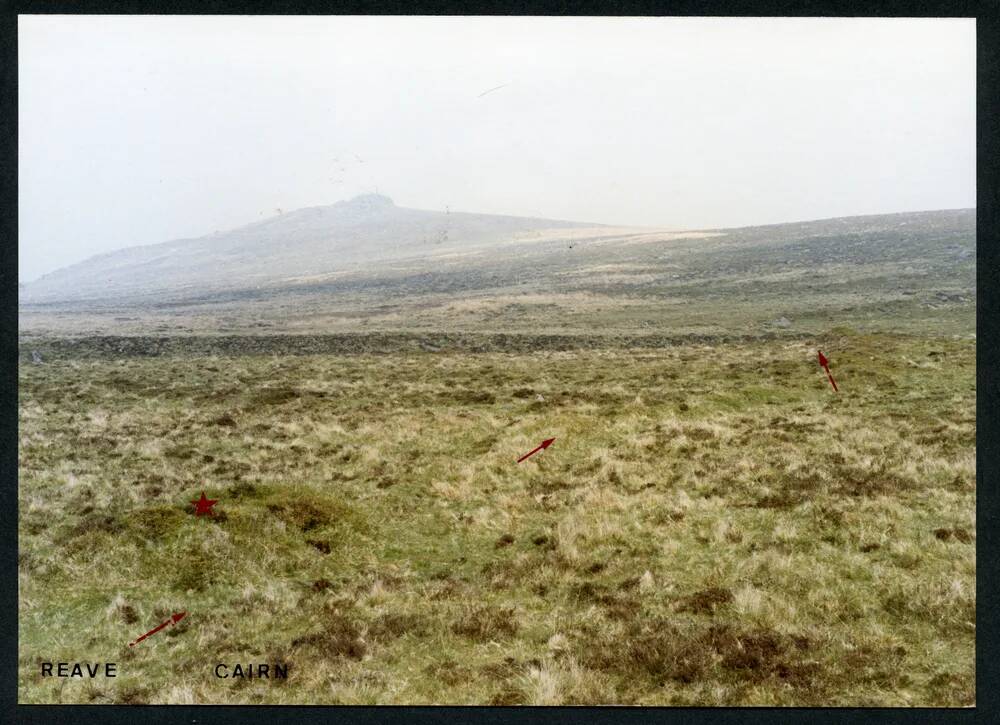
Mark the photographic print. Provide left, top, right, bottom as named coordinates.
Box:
left=16, top=15, right=976, bottom=706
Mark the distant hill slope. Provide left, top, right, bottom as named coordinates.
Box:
left=19, top=205, right=974, bottom=340
left=20, top=194, right=606, bottom=303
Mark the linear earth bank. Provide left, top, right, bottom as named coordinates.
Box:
left=18, top=331, right=826, bottom=360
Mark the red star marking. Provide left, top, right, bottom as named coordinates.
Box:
left=191, top=492, right=218, bottom=517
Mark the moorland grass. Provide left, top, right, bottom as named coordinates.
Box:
left=17, top=330, right=974, bottom=704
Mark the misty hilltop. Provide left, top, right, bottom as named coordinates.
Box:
left=20, top=194, right=609, bottom=303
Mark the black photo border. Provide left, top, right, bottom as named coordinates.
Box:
left=1, top=2, right=996, bottom=723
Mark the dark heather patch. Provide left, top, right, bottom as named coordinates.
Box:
left=227, top=481, right=263, bottom=499
left=752, top=491, right=803, bottom=509
left=251, top=387, right=299, bottom=406
left=586, top=561, right=607, bottom=574
left=952, top=528, right=972, bottom=544
left=791, top=635, right=812, bottom=651
left=712, top=627, right=786, bottom=674
left=115, top=686, right=150, bottom=705
left=119, top=604, right=139, bottom=625
left=683, top=427, right=716, bottom=441
left=424, top=659, right=466, bottom=687
left=208, top=509, right=229, bottom=524
left=495, top=533, right=515, bottom=548
left=489, top=688, right=525, bottom=706
left=834, top=464, right=913, bottom=497
left=579, top=619, right=711, bottom=683
left=266, top=497, right=346, bottom=532
left=369, top=612, right=429, bottom=640
left=774, top=660, right=823, bottom=686
left=469, top=436, right=497, bottom=455
left=311, top=578, right=332, bottom=593
left=480, top=656, right=530, bottom=680
left=570, top=581, right=641, bottom=621
left=601, top=597, right=641, bottom=621
left=934, top=528, right=953, bottom=541
left=446, top=389, right=496, bottom=405
left=23, top=517, right=47, bottom=535
left=926, top=671, right=975, bottom=706
left=582, top=620, right=820, bottom=688
left=532, top=534, right=551, bottom=546
left=163, top=444, right=197, bottom=460
left=570, top=581, right=604, bottom=602
left=291, top=612, right=366, bottom=660
left=839, top=643, right=909, bottom=689
left=677, top=587, right=734, bottom=615
left=860, top=542, right=881, bottom=553
left=213, top=413, right=237, bottom=427
left=307, top=539, right=331, bottom=554
left=66, top=512, right=125, bottom=539
left=452, top=605, right=519, bottom=640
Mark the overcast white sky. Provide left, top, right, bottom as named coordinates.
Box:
left=19, top=15, right=975, bottom=282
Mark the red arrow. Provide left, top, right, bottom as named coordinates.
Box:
left=818, top=350, right=838, bottom=392
left=517, top=438, right=555, bottom=463
left=128, top=611, right=186, bottom=647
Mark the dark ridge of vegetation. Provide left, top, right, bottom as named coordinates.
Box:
left=19, top=330, right=817, bottom=359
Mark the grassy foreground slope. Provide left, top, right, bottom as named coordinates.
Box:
left=18, top=329, right=974, bottom=705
